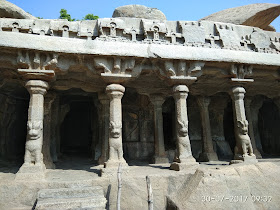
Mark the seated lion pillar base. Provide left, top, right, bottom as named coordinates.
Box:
left=230, top=154, right=258, bottom=165
left=15, top=164, right=46, bottom=181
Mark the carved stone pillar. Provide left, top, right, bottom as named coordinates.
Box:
left=150, top=95, right=169, bottom=163
left=230, top=87, right=257, bottom=164
left=98, top=93, right=110, bottom=165
left=16, top=80, right=49, bottom=180
left=104, top=84, right=128, bottom=169
left=245, top=97, right=262, bottom=158
left=170, top=85, right=197, bottom=171
left=251, top=98, right=265, bottom=155
left=43, top=92, right=56, bottom=169
left=16, top=68, right=55, bottom=181
left=197, top=96, right=218, bottom=162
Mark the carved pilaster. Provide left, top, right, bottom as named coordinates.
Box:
left=170, top=85, right=197, bottom=171
left=230, top=87, right=257, bottom=164
left=98, top=93, right=110, bottom=165
left=150, top=95, right=169, bottom=163
left=197, top=96, right=218, bottom=162
left=103, top=84, right=128, bottom=169
left=245, top=97, right=262, bottom=158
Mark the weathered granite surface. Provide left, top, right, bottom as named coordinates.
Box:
left=200, top=3, right=280, bottom=31
left=112, top=5, right=166, bottom=20
left=0, top=0, right=36, bottom=19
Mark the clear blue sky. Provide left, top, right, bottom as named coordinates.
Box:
left=8, top=0, right=280, bottom=31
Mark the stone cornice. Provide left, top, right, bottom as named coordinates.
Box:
left=0, top=31, right=280, bottom=68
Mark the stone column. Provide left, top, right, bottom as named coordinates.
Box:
left=251, top=98, right=265, bottom=155
left=42, top=92, right=56, bottom=169
left=170, top=85, right=197, bottom=171
left=197, top=96, right=218, bottom=162
left=16, top=80, right=49, bottom=180
left=104, top=84, right=128, bottom=169
left=150, top=95, right=169, bottom=163
left=245, top=97, right=262, bottom=158
left=230, top=87, right=257, bottom=164
left=98, top=93, right=110, bottom=165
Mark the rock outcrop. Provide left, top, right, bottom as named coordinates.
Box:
left=200, top=3, right=280, bottom=31
left=0, top=0, right=36, bottom=19
left=112, top=4, right=166, bottom=20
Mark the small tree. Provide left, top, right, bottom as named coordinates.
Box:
left=83, top=14, right=99, bottom=20
left=59, top=9, right=74, bottom=21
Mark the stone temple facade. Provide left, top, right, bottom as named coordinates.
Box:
left=0, top=2, right=280, bottom=209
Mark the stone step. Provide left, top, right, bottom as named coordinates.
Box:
left=38, top=186, right=104, bottom=199
left=36, top=197, right=106, bottom=210
left=36, top=187, right=106, bottom=210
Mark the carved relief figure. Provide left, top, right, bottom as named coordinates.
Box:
left=234, top=120, right=254, bottom=157
left=108, top=121, right=124, bottom=160
left=24, top=120, right=44, bottom=166
left=178, top=119, right=188, bottom=137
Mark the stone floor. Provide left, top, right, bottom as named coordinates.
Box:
left=1, top=156, right=280, bottom=183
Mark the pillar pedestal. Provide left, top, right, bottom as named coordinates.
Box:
left=230, top=87, right=257, bottom=164
left=197, top=96, right=218, bottom=162
left=170, top=85, right=198, bottom=171
left=150, top=95, right=169, bottom=164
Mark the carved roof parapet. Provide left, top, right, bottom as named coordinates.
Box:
left=142, top=19, right=168, bottom=44
left=155, top=59, right=205, bottom=85
left=0, top=18, right=280, bottom=55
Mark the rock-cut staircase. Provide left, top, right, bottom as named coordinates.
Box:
left=35, top=186, right=107, bottom=210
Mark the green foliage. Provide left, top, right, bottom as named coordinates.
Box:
left=83, top=14, right=99, bottom=20
left=58, top=9, right=98, bottom=21
left=59, top=9, right=75, bottom=21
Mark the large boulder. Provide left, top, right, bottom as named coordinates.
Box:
left=0, top=0, right=36, bottom=19
left=112, top=5, right=166, bottom=20
left=200, top=3, right=280, bottom=31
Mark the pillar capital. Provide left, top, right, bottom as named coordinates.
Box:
left=18, top=69, right=55, bottom=82
left=98, top=93, right=110, bottom=105
left=106, top=84, right=125, bottom=99
left=25, top=80, right=49, bottom=95
left=244, top=96, right=253, bottom=108
left=231, top=86, right=246, bottom=101
left=150, top=95, right=165, bottom=106
left=197, top=96, right=211, bottom=108
left=173, top=85, right=189, bottom=100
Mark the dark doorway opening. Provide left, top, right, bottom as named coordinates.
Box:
left=163, top=97, right=176, bottom=159
left=60, top=96, right=94, bottom=158
left=258, top=100, right=280, bottom=156
left=223, top=101, right=235, bottom=153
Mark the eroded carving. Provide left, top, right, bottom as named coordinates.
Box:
left=234, top=120, right=254, bottom=158
left=231, top=64, right=253, bottom=80
left=177, top=119, right=188, bottom=137
left=17, top=50, right=58, bottom=70
left=24, top=120, right=43, bottom=166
